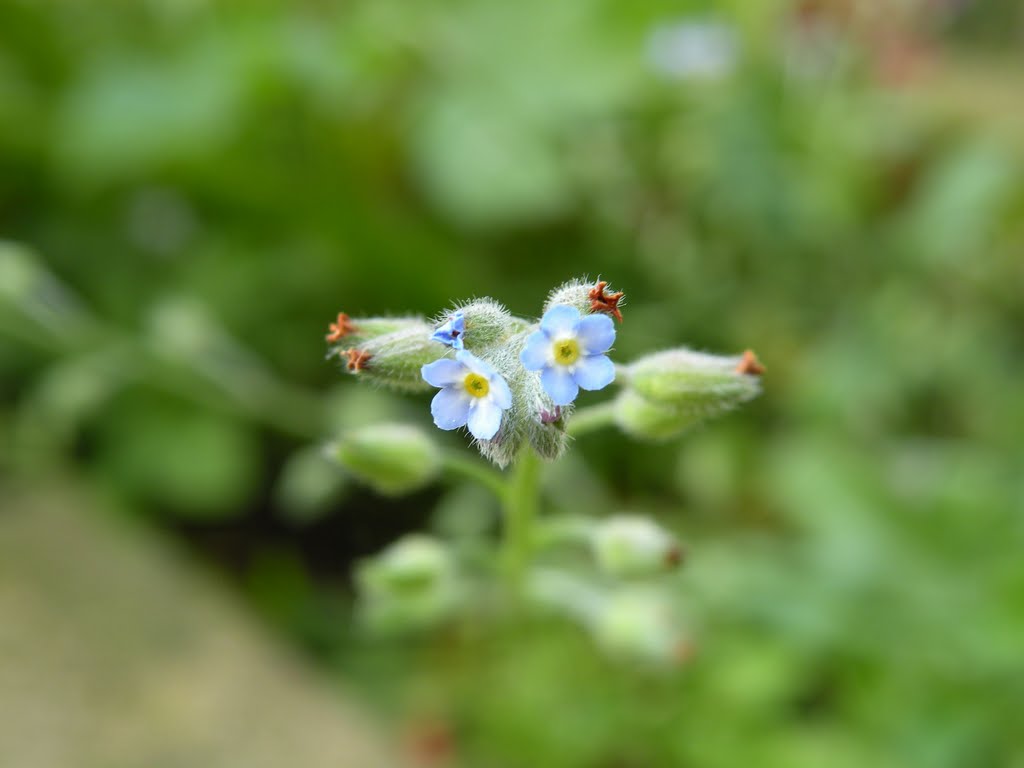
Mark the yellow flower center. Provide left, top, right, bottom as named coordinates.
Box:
left=463, top=372, right=490, bottom=398
left=553, top=338, right=580, bottom=366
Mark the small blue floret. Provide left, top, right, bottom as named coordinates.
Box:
left=431, top=311, right=466, bottom=350
left=520, top=305, right=616, bottom=406
left=421, top=350, right=512, bottom=440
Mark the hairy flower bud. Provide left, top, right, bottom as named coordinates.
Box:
left=326, top=314, right=425, bottom=346
left=543, top=278, right=624, bottom=322
left=338, top=322, right=445, bottom=392
left=590, top=515, right=683, bottom=578
left=615, top=348, right=762, bottom=440
left=438, top=298, right=527, bottom=350
left=613, top=390, right=702, bottom=440
left=329, top=423, right=441, bottom=496
left=356, top=535, right=460, bottom=632
left=623, top=348, right=761, bottom=407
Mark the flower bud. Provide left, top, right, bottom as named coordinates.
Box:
left=590, top=515, right=683, bottom=578
left=588, top=588, right=688, bottom=665
left=623, top=348, right=761, bottom=408
left=613, top=390, right=703, bottom=440
left=338, top=322, right=444, bottom=392
left=356, top=535, right=460, bottom=632
left=326, top=313, right=425, bottom=346
left=615, top=348, right=762, bottom=440
left=543, top=278, right=624, bottom=323
left=329, top=423, right=441, bottom=496
left=441, top=298, right=527, bottom=350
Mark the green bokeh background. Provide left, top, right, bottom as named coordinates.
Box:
left=2, top=1, right=1023, bottom=766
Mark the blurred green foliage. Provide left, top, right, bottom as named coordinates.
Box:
left=2, top=1, right=1023, bottom=766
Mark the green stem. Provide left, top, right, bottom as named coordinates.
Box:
left=502, top=447, right=541, bottom=588
left=440, top=452, right=507, bottom=499
left=567, top=401, right=617, bottom=437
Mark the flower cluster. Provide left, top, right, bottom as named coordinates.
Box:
left=425, top=305, right=617, bottom=461
left=423, top=302, right=616, bottom=441
left=323, top=276, right=765, bottom=665
left=326, top=276, right=763, bottom=466
left=324, top=279, right=624, bottom=465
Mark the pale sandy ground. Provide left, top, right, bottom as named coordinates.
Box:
left=0, top=481, right=403, bottom=768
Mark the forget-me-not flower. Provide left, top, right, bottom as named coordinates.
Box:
left=521, top=305, right=615, bottom=406
left=431, top=311, right=466, bottom=349
left=421, top=350, right=512, bottom=440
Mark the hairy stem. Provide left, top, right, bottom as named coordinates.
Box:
left=502, top=447, right=541, bottom=588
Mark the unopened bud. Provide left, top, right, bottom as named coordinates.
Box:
left=591, top=515, right=683, bottom=578
left=329, top=423, right=441, bottom=496
left=613, top=390, right=705, bottom=440
left=624, top=348, right=761, bottom=407
left=440, top=299, right=526, bottom=350
left=588, top=588, right=688, bottom=665
left=362, top=535, right=452, bottom=592
left=543, top=278, right=625, bottom=322
left=338, top=322, right=444, bottom=392
left=356, top=535, right=460, bottom=631
left=615, top=348, right=761, bottom=440
left=325, top=313, right=426, bottom=346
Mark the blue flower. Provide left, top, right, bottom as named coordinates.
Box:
left=421, top=350, right=512, bottom=440
left=431, top=311, right=466, bottom=350
left=520, top=305, right=615, bottom=406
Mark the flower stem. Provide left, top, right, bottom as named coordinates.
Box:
left=440, top=452, right=507, bottom=499
left=567, top=401, right=617, bottom=437
left=502, top=447, right=541, bottom=589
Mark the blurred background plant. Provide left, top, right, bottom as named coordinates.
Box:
left=2, top=0, right=1023, bottom=766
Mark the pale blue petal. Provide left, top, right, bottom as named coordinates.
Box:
left=421, top=358, right=466, bottom=388
left=431, top=326, right=464, bottom=349
left=430, top=387, right=470, bottom=430
left=489, top=373, right=513, bottom=410
left=540, top=305, right=580, bottom=337
left=456, top=350, right=499, bottom=379
left=576, top=314, right=615, bottom=355
left=520, top=331, right=551, bottom=370
left=573, top=354, right=615, bottom=391
left=542, top=366, right=579, bottom=406
left=431, top=312, right=466, bottom=349
left=467, top=399, right=503, bottom=440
